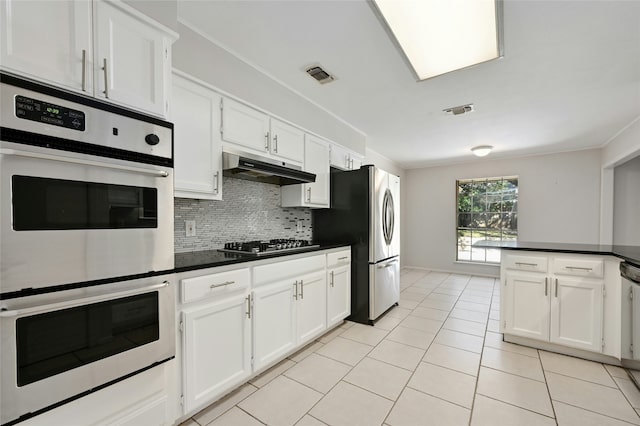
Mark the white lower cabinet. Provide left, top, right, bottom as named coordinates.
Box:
left=327, top=249, right=352, bottom=328
left=550, top=276, right=603, bottom=352
left=503, top=272, right=550, bottom=341
left=178, top=248, right=350, bottom=419
left=182, top=292, right=252, bottom=413
left=502, top=252, right=608, bottom=354
left=252, top=279, right=297, bottom=371
left=179, top=268, right=252, bottom=414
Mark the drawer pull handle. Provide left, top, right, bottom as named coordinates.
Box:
left=330, top=271, right=334, bottom=287
left=565, top=266, right=593, bottom=272
left=210, top=280, right=234, bottom=289
left=515, top=262, right=538, bottom=267
left=338, top=256, right=348, bottom=261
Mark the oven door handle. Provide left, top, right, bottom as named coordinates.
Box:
left=0, top=281, right=170, bottom=318
left=0, top=148, right=169, bottom=178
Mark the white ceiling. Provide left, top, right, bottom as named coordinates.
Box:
left=177, top=0, right=640, bottom=169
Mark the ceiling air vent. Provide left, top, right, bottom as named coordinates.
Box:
left=306, top=66, right=335, bottom=84
left=443, top=103, right=474, bottom=115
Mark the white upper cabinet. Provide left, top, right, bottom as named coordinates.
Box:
left=281, top=134, right=330, bottom=208
left=0, top=0, right=177, bottom=117
left=172, top=73, right=222, bottom=200
left=270, top=118, right=304, bottom=163
left=329, top=143, right=363, bottom=171
left=0, top=0, right=93, bottom=93
left=221, top=98, right=304, bottom=165
left=221, top=98, right=270, bottom=154
left=94, top=0, right=172, bottom=116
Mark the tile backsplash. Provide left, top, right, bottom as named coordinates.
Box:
left=174, top=177, right=312, bottom=253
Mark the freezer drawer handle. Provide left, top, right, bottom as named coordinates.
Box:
left=377, top=260, right=397, bottom=269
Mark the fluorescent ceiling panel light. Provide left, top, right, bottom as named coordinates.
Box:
left=372, top=0, right=503, bottom=80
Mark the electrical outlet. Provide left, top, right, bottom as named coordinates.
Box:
left=185, top=220, right=196, bottom=237
left=296, top=220, right=303, bottom=232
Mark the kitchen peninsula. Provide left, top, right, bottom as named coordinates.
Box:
left=477, top=241, right=640, bottom=369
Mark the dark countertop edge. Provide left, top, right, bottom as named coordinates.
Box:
left=474, top=241, right=640, bottom=268
left=173, top=243, right=351, bottom=274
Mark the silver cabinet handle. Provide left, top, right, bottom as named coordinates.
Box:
left=300, top=279, right=304, bottom=299
left=81, top=49, right=87, bottom=92
left=273, top=134, right=278, bottom=153
left=213, top=171, right=220, bottom=194
left=330, top=271, right=334, bottom=287
left=293, top=281, right=298, bottom=300
left=0, top=281, right=169, bottom=318
left=555, top=278, right=558, bottom=298
left=515, top=262, right=538, bottom=267
left=265, top=132, right=270, bottom=151
left=307, top=187, right=311, bottom=202
left=210, top=280, right=234, bottom=289
left=545, top=277, right=548, bottom=296
left=102, top=58, right=109, bottom=98
left=338, top=256, right=348, bottom=261
left=245, top=294, right=251, bottom=319
left=565, top=266, right=593, bottom=271
left=0, top=148, right=169, bottom=177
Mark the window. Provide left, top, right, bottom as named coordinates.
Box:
left=456, top=176, right=518, bottom=263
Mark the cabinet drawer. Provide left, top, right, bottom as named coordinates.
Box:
left=327, top=249, right=351, bottom=267
left=254, top=254, right=325, bottom=286
left=504, top=254, right=548, bottom=273
left=552, top=258, right=604, bottom=278
left=181, top=268, right=250, bottom=303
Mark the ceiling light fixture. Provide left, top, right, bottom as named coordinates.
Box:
left=471, top=145, right=493, bottom=157
left=443, top=103, right=474, bottom=116
left=371, top=0, right=503, bottom=81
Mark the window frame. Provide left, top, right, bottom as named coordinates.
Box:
left=455, top=175, right=518, bottom=264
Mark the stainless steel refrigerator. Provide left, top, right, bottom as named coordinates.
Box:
left=313, top=165, right=400, bottom=324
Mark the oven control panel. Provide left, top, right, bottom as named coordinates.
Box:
left=15, top=95, right=86, bottom=131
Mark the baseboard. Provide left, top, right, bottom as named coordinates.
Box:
left=504, top=334, right=621, bottom=365
left=402, top=265, right=499, bottom=279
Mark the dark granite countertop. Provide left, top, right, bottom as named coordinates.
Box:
left=475, top=241, right=640, bottom=268
left=174, top=243, right=350, bottom=273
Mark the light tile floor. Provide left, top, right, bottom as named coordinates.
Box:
left=181, top=268, right=640, bottom=426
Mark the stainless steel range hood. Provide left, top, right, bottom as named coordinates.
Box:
left=222, top=150, right=316, bottom=186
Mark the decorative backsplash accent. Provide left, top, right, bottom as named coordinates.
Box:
left=174, top=177, right=312, bottom=253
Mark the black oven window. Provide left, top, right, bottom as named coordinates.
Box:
left=15, top=292, right=160, bottom=387
left=12, top=175, right=157, bottom=230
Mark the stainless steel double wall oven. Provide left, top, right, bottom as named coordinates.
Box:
left=0, top=73, right=175, bottom=425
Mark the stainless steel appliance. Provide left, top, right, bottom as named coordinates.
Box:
left=313, top=165, right=400, bottom=324
left=0, top=74, right=174, bottom=294
left=621, top=262, right=640, bottom=376
left=0, top=73, right=175, bottom=424
left=219, top=239, right=319, bottom=256
left=223, top=149, right=316, bottom=186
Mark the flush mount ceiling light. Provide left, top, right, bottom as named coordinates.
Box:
left=471, top=145, right=493, bottom=157
left=371, top=0, right=503, bottom=80
left=443, top=103, right=474, bottom=115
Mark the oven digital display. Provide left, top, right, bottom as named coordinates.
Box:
left=15, top=95, right=86, bottom=131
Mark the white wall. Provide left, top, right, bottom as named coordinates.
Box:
left=172, top=23, right=366, bottom=155
left=613, top=155, right=640, bottom=245
left=403, top=149, right=603, bottom=276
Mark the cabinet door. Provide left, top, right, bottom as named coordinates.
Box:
left=329, top=143, right=351, bottom=170
left=503, top=272, right=550, bottom=341
left=304, top=135, right=330, bottom=207
left=252, top=281, right=296, bottom=371
left=270, top=118, right=304, bottom=164
left=173, top=74, right=222, bottom=200
left=296, top=270, right=327, bottom=344
left=0, top=0, right=92, bottom=93
left=550, top=276, right=603, bottom=352
left=182, top=293, right=252, bottom=413
left=94, top=0, right=167, bottom=116
left=327, top=264, right=351, bottom=328
left=221, top=98, right=270, bottom=154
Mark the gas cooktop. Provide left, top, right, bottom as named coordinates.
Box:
left=218, top=239, right=319, bottom=256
